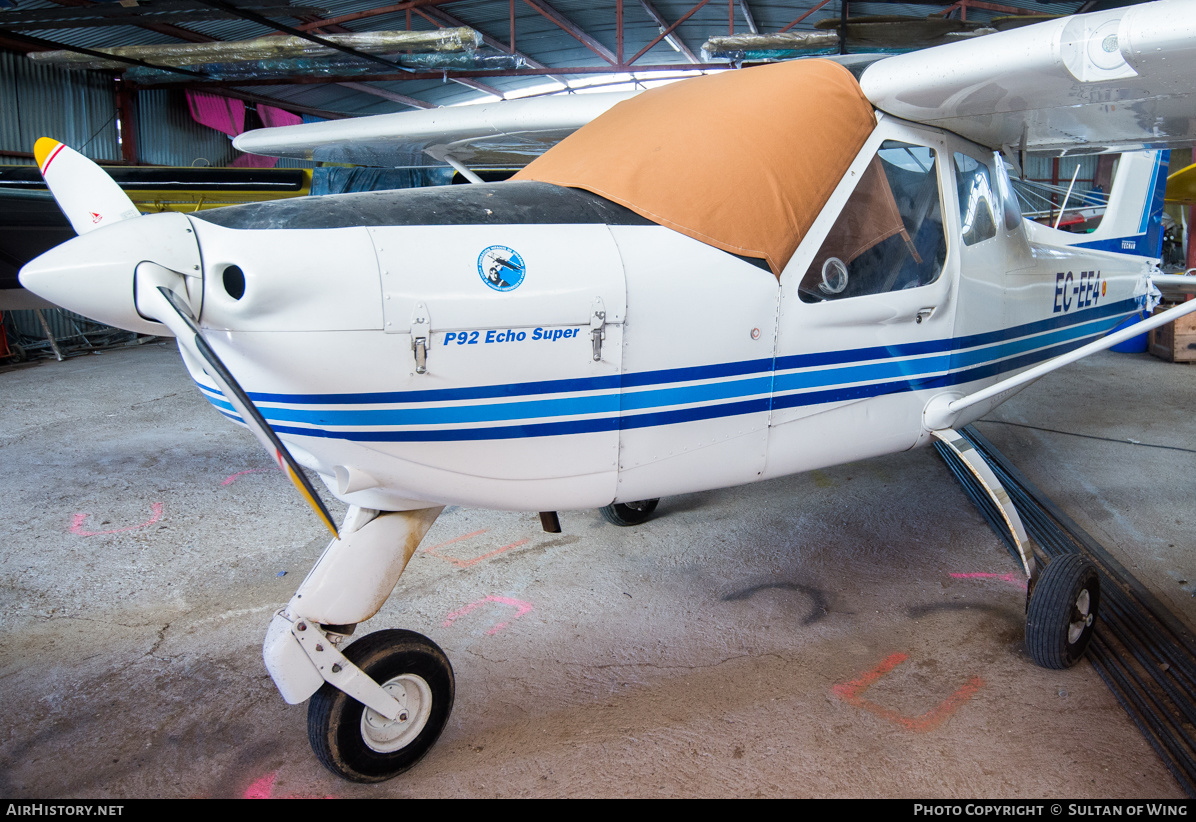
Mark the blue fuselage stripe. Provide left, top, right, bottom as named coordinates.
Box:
left=200, top=299, right=1137, bottom=441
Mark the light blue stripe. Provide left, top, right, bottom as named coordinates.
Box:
left=197, top=309, right=1131, bottom=432
left=774, top=353, right=952, bottom=394
left=202, top=375, right=772, bottom=426
left=949, top=314, right=1120, bottom=370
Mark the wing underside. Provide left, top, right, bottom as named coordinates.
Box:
left=860, top=0, right=1196, bottom=156
left=232, top=91, right=636, bottom=169
left=233, top=1, right=1195, bottom=170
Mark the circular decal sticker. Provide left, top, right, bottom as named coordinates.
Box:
left=478, top=246, right=526, bottom=292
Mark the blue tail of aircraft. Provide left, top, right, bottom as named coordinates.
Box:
left=1071, top=149, right=1169, bottom=258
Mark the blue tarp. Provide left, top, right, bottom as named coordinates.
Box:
left=310, top=166, right=454, bottom=195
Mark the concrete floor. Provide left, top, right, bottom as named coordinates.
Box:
left=1, top=342, right=1192, bottom=798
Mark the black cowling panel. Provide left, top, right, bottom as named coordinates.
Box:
left=193, top=180, right=654, bottom=231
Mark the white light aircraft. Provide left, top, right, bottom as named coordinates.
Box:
left=18, top=0, right=1196, bottom=783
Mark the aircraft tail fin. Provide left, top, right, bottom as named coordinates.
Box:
left=1068, top=150, right=1170, bottom=258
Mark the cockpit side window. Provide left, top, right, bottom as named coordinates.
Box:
left=953, top=152, right=999, bottom=245
left=799, top=141, right=947, bottom=304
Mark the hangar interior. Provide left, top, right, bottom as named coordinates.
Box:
left=2, top=0, right=1196, bottom=799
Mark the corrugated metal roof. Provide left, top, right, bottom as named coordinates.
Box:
left=0, top=0, right=1094, bottom=154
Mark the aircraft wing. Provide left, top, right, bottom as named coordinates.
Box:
left=860, top=0, right=1196, bottom=156
left=235, top=0, right=1193, bottom=169
left=233, top=91, right=637, bottom=168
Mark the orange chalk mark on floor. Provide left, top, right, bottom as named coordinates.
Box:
left=443, top=595, right=534, bottom=635
left=832, top=652, right=985, bottom=733
left=423, top=528, right=528, bottom=568
left=70, top=502, right=164, bottom=536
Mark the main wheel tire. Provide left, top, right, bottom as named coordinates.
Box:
left=1025, top=554, right=1100, bottom=669
left=599, top=498, right=660, bottom=526
left=307, top=629, right=454, bottom=783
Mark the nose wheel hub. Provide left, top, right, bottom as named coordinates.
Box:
left=361, top=674, right=433, bottom=753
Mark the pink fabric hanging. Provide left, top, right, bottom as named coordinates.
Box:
left=186, top=91, right=298, bottom=168
left=185, top=91, right=244, bottom=138
left=259, top=106, right=303, bottom=129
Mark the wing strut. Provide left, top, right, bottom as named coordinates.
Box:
left=924, top=298, right=1196, bottom=430
left=441, top=154, right=484, bottom=184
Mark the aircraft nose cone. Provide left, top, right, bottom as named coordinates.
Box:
left=19, top=211, right=201, bottom=334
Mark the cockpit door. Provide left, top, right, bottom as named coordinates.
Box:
left=765, top=119, right=960, bottom=479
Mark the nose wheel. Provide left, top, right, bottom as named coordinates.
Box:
left=1025, top=554, right=1101, bottom=669
left=307, top=629, right=455, bottom=783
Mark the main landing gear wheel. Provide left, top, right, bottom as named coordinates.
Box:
left=1025, top=553, right=1101, bottom=670
left=599, top=498, right=660, bottom=526
left=307, top=629, right=454, bottom=783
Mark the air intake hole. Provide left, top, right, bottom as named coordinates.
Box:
left=222, top=265, right=246, bottom=300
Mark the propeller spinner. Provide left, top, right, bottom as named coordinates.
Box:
left=21, top=138, right=339, bottom=537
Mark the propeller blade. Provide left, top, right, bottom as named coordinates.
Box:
left=35, top=137, right=140, bottom=235
left=147, top=281, right=339, bottom=537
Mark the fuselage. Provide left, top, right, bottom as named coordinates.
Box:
left=170, top=117, right=1150, bottom=513
left=19, top=115, right=1150, bottom=514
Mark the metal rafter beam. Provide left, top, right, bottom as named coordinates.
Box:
left=336, top=81, right=433, bottom=109
left=933, top=0, right=1033, bottom=16
left=224, top=4, right=442, bottom=108
left=0, top=31, right=42, bottom=53
left=188, top=0, right=413, bottom=73
left=407, top=6, right=508, bottom=99
left=523, top=0, right=618, bottom=65
left=628, top=0, right=709, bottom=65
left=417, top=2, right=571, bottom=87
left=33, top=0, right=376, bottom=123
left=160, top=62, right=730, bottom=89
left=636, top=0, right=700, bottom=64
left=44, top=0, right=213, bottom=43
left=616, top=0, right=623, bottom=63
left=293, top=0, right=460, bottom=32
left=738, top=0, right=758, bottom=34
left=3, top=29, right=209, bottom=77
left=0, top=2, right=326, bottom=31
left=779, top=0, right=832, bottom=33
left=447, top=76, right=508, bottom=98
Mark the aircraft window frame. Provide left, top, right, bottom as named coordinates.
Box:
left=798, top=139, right=949, bottom=304
left=993, top=153, right=1024, bottom=232
left=953, top=152, right=999, bottom=246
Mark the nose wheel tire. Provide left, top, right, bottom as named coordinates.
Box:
left=1025, top=554, right=1101, bottom=670
left=307, top=629, right=454, bottom=783
left=599, top=498, right=660, bottom=526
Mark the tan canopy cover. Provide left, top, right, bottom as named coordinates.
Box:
left=514, top=59, right=877, bottom=276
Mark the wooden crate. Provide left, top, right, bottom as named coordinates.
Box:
left=1148, top=304, right=1196, bottom=362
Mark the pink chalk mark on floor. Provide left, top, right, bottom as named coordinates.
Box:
left=243, top=771, right=276, bottom=799
left=243, top=770, right=337, bottom=799
left=951, top=571, right=1028, bottom=591
left=832, top=652, right=985, bottom=733
left=423, top=528, right=529, bottom=568
left=443, top=595, right=534, bottom=635
left=70, top=502, right=164, bottom=536
left=221, top=467, right=278, bottom=486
